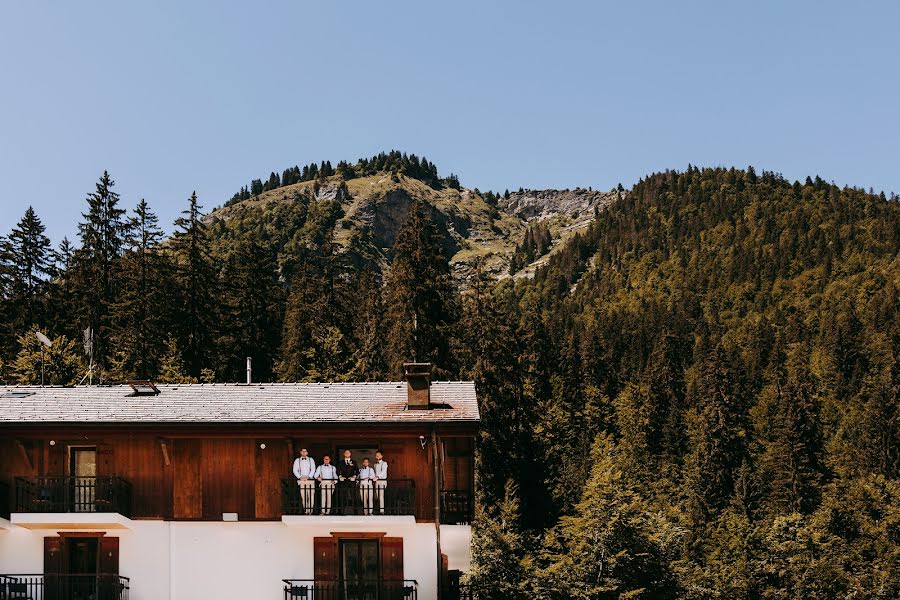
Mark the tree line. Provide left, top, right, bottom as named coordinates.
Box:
left=1, top=163, right=897, bottom=598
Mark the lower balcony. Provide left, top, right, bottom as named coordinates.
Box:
left=0, top=574, right=130, bottom=600
left=283, top=579, right=417, bottom=600
left=12, top=477, right=133, bottom=530
left=281, top=478, right=415, bottom=517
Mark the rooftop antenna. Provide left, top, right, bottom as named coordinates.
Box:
left=35, top=331, right=52, bottom=387
left=78, top=326, right=94, bottom=386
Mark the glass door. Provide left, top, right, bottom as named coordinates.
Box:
left=340, top=539, right=380, bottom=600
left=66, top=537, right=99, bottom=600
left=70, top=447, right=97, bottom=512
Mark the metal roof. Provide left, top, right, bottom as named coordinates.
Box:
left=0, top=382, right=479, bottom=424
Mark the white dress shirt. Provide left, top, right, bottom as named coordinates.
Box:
left=358, top=466, right=376, bottom=481
left=293, top=456, right=316, bottom=479
left=374, top=459, right=388, bottom=480
left=315, top=464, right=338, bottom=480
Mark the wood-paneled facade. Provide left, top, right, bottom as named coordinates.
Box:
left=0, top=424, right=476, bottom=523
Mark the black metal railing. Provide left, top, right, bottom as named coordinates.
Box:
left=0, top=574, right=129, bottom=600
left=0, top=480, right=10, bottom=519
left=282, top=579, right=417, bottom=600
left=14, top=477, right=133, bottom=516
left=281, top=478, right=415, bottom=516
left=440, top=490, right=473, bottom=524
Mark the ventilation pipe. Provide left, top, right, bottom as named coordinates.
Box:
left=246, top=357, right=252, bottom=384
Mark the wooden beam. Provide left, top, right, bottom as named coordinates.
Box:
left=15, top=439, right=34, bottom=472
left=158, top=439, right=171, bottom=466
left=286, top=438, right=294, bottom=461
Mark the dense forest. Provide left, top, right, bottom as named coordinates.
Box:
left=1, top=160, right=898, bottom=598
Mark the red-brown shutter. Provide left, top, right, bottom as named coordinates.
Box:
left=99, top=536, right=119, bottom=575
left=381, top=537, right=404, bottom=582
left=314, top=536, right=338, bottom=589
left=48, top=442, right=66, bottom=476
left=43, top=537, right=63, bottom=573
left=97, top=444, right=115, bottom=476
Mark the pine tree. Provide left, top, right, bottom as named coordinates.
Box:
left=111, top=200, right=171, bottom=379
left=383, top=200, right=458, bottom=377
left=534, top=434, right=677, bottom=599
left=686, top=347, right=748, bottom=520
left=348, top=269, right=387, bottom=380
left=171, top=192, right=217, bottom=378
left=72, top=171, right=128, bottom=369
left=156, top=337, right=197, bottom=384
left=466, top=480, right=528, bottom=599
left=218, top=238, right=283, bottom=381
left=8, top=206, right=52, bottom=331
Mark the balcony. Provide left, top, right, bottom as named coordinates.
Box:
left=0, top=480, right=9, bottom=520
left=12, top=477, right=133, bottom=530
left=283, top=579, right=417, bottom=600
left=0, top=574, right=129, bottom=600
left=440, top=490, right=473, bottom=525
left=281, top=478, right=415, bottom=520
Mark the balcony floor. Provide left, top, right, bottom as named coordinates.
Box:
left=0, top=517, right=10, bottom=530
left=281, top=514, right=416, bottom=527
left=11, top=512, right=133, bottom=530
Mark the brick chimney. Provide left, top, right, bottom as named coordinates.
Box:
left=404, top=363, right=432, bottom=409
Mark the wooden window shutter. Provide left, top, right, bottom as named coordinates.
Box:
left=43, top=537, right=63, bottom=574
left=97, top=444, right=115, bottom=476
left=381, top=537, right=404, bottom=583
left=313, top=536, right=338, bottom=586
left=48, top=442, right=65, bottom=476
left=99, top=536, right=119, bottom=575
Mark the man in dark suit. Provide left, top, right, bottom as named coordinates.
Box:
left=337, top=449, right=359, bottom=514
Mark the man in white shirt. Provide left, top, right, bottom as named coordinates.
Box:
left=314, top=455, right=338, bottom=515
left=292, top=448, right=316, bottom=515
left=357, top=458, right=376, bottom=515
left=374, top=450, right=388, bottom=514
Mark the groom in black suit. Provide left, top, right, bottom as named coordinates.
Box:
left=337, top=449, right=359, bottom=514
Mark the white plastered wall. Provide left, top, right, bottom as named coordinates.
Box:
left=0, top=519, right=455, bottom=600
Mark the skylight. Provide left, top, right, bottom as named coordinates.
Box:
left=128, top=380, right=160, bottom=396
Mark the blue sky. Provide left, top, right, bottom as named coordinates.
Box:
left=1, top=1, right=897, bottom=244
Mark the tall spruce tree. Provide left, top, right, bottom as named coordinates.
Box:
left=111, top=200, right=171, bottom=379
left=219, top=238, right=283, bottom=381
left=8, top=207, right=52, bottom=332
left=171, top=192, right=217, bottom=378
left=73, top=171, right=128, bottom=370
left=383, top=200, right=458, bottom=377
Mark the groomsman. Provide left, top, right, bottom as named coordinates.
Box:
left=292, top=448, right=316, bottom=515
left=337, top=450, right=359, bottom=513
left=358, top=458, right=376, bottom=515
left=374, top=450, right=388, bottom=514
left=315, top=455, right=338, bottom=514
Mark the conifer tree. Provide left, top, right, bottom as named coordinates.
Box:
left=73, top=171, right=128, bottom=369
left=348, top=269, right=387, bottom=380
left=111, top=200, right=171, bottom=379
left=8, top=206, right=52, bottom=330
left=171, top=192, right=217, bottom=378
left=686, top=347, right=747, bottom=520
left=383, top=201, right=458, bottom=377
left=156, top=337, right=197, bottom=384
left=467, top=480, right=528, bottom=599
left=218, top=238, right=283, bottom=381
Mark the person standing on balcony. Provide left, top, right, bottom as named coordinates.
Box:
left=374, top=450, right=388, bottom=514
left=315, top=455, right=338, bottom=515
left=292, top=448, right=316, bottom=515
left=337, top=449, right=358, bottom=513
left=358, top=458, right=376, bottom=515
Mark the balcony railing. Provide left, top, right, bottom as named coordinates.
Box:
left=440, top=490, right=473, bottom=524
left=0, top=480, right=9, bottom=519
left=281, top=478, right=415, bottom=517
left=14, top=477, right=133, bottom=516
left=283, top=579, right=417, bottom=600
left=0, top=574, right=129, bottom=600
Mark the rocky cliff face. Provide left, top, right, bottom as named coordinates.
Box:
left=500, top=188, right=618, bottom=222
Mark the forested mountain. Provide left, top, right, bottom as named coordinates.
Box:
left=1, top=157, right=898, bottom=598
